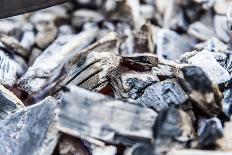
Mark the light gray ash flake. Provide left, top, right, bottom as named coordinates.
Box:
left=0, top=97, right=57, bottom=155
left=136, top=79, right=188, bottom=112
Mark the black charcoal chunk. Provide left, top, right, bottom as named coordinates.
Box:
left=136, top=79, right=188, bottom=111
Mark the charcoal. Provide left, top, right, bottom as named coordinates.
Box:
left=0, top=97, right=57, bottom=155
left=177, top=66, right=222, bottom=116
left=136, top=79, right=188, bottom=111
left=0, top=1, right=231, bottom=154
left=58, top=135, right=90, bottom=155
left=214, top=15, right=230, bottom=43
left=0, top=50, right=26, bottom=87
left=157, top=29, right=192, bottom=60
left=222, top=88, right=232, bottom=117
left=18, top=27, right=99, bottom=94
left=54, top=32, right=125, bottom=93
left=71, top=9, right=104, bottom=28
left=134, top=22, right=156, bottom=53
left=57, top=85, right=157, bottom=145
left=188, top=22, right=215, bottom=41
left=109, top=71, right=159, bottom=99
left=168, top=150, right=232, bottom=155
left=198, top=117, right=223, bottom=149
left=179, top=50, right=231, bottom=84
left=0, top=35, right=30, bottom=59
left=125, top=143, right=154, bottom=155
left=0, top=84, right=24, bottom=120
left=152, top=106, right=196, bottom=154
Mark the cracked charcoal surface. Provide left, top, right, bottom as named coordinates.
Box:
left=0, top=0, right=231, bottom=155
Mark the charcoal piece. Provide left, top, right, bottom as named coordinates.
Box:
left=125, top=143, right=154, bottom=155
left=152, top=59, right=178, bottom=79
left=57, top=85, right=157, bottom=146
left=104, top=0, right=143, bottom=29
left=216, top=121, right=232, bottom=151
left=55, top=51, right=121, bottom=93
left=18, top=27, right=99, bottom=94
left=0, top=85, right=24, bottom=120
left=35, top=22, right=58, bottom=49
left=198, top=118, right=223, bottom=149
left=38, top=120, right=60, bottom=155
left=58, top=135, right=90, bottom=155
left=0, top=97, right=57, bottom=155
left=222, top=88, right=232, bottom=117
left=134, top=22, right=156, bottom=53
left=0, top=35, right=30, bottom=59
left=121, top=53, right=159, bottom=70
left=54, top=32, right=126, bottom=93
left=194, top=37, right=228, bottom=53
left=168, top=149, right=232, bottom=155
left=227, top=3, right=232, bottom=31
left=109, top=71, right=159, bottom=99
left=0, top=50, right=22, bottom=87
left=135, top=79, right=188, bottom=111
left=152, top=106, right=195, bottom=154
left=157, top=29, right=192, bottom=60
left=71, top=9, right=104, bottom=28
left=20, top=29, right=35, bottom=51
left=188, top=22, right=215, bottom=41
left=214, top=15, right=230, bottom=43
left=178, top=66, right=222, bottom=116
left=181, top=50, right=231, bottom=84
left=92, top=145, right=117, bottom=155
left=28, top=48, right=43, bottom=66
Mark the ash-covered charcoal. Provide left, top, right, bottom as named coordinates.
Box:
left=18, top=27, right=99, bottom=94
left=179, top=50, right=231, bottom=84
left=121, top=53, right=159, bottom=71
left=177, top=66, right=222, bottom=116
left=55, top=52, right=121, bottom=93
left=134, top=22, right=156, bottom=53
left=214, top=15, right=230, bottom=43
left=194, top=37, right=228, bottom=53
left=152, top=106, right=196, bottom=154
left=57, top=85, right=157, bottom=146
left=103, top=0, right=143, bottom=29
left=0, top=35, right=30, bottom=59
left=54, top=32, right=125, bottom=93
left=0, top=50, right=26, bottom=87
left=168, top=149, right=232, bottom=155
left=0, top=84, right=24, bottom=120
left=125, top=143, right=154, bottom=155
left=92, top=145, right=117, bottom=155
left=0, top=97, right=57, bottom=155
left=197, top=117, right=223, bottom=149
left=188, top=22, right=215, bottom=41
left=135, top=79, right=188, bottom=112
left=71, top=9, right=104, bottom=29
left=157, top=29, right=193, bottom=60
left=58, top=134, right=91, bottom=155
left=109, top=70, right=159, bottom=99
left=222, top=88, right=232, bottom=117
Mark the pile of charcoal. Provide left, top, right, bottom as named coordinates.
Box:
left=0, top=0, right=232, bottom=154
